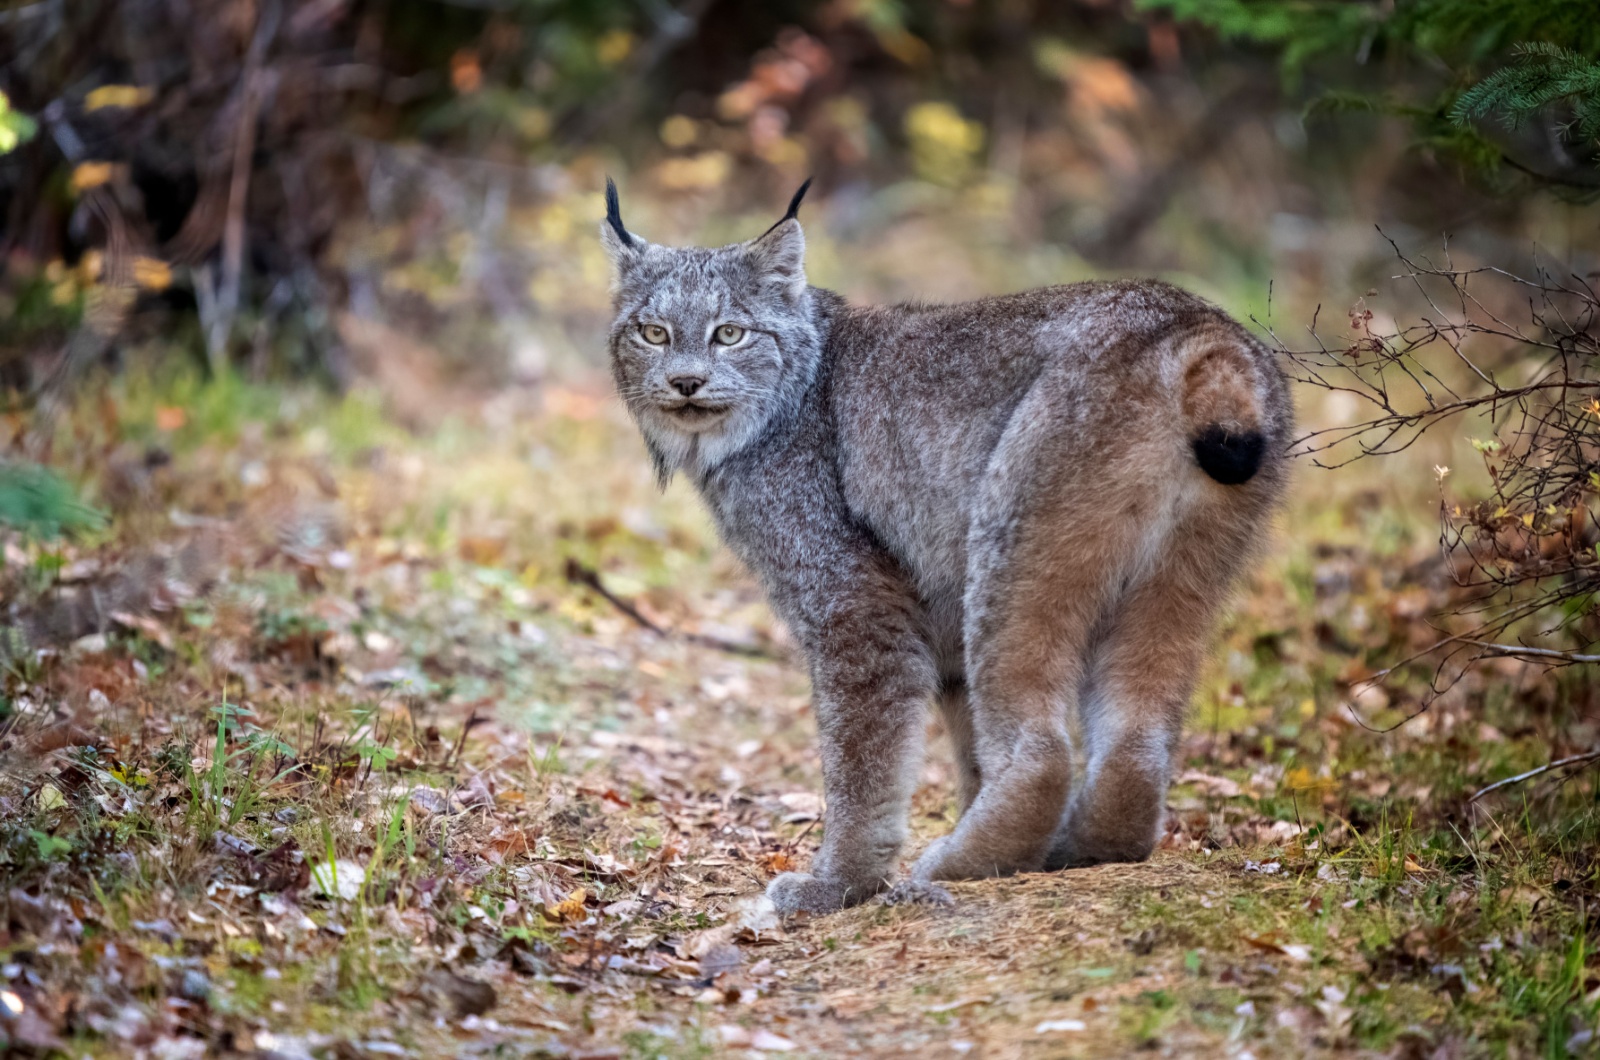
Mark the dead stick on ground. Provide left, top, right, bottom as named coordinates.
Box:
left=1468, top=747, right=1600, bottom=802
left=563, top=559, right=780, bottom=660
left=564, top=559, right=667, bottom=635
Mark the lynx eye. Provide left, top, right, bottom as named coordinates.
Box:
left=713, top=324, right=746, bottom=346
left=639, top=324, right=670, bottom=345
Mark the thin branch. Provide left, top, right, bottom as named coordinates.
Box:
left=1469, top=748, right=1600, bottom=802
left=564, top=558, right=667, bottom=636
left=563, top=559, right=781, bottom=660
left=1464, top=641, right=1600, bottom=664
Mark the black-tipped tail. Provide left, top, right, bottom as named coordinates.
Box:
left=1191, top=426, right=1265, bottom=485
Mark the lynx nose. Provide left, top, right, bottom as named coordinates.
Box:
left=669, top=374, right=706, bottom=397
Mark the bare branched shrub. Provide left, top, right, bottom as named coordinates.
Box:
left=1276, top=240, right=1600, bottom=693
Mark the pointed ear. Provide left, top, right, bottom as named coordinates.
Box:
left=599, top=177, right=646, bottom=272
left=600, top=218, right=640, bottom=269
left=747, top=219, right=806, bottom=301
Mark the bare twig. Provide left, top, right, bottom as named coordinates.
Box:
left=563, top=558, right=780, bottom=660
left=1468, top=748, right=1600, bottom=802
left=1275, top=237, right=1600, bottom=694
left=1465, top=641, right=1600, bottom=664
left=564, top=558, right=667, bottom=636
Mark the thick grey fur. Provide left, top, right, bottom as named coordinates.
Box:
left=599, top=186, right=1292, bottom=915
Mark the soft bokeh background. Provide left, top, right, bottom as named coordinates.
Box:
left=3, top=0, right=1596, bottom=399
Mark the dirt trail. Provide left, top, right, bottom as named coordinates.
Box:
left=389, top=615, right=1354, bottom=1060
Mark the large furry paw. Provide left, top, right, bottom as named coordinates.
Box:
left=1044, top=825, right=1157, bottom=872
left=765, top=872, right=875, bottom=916
left=912, top=833, right=1045, bottom=882
left=879, top=880, right=954, bottom=908
left=909, top=835, right=957, bottom=881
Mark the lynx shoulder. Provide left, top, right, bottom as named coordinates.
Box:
left=600, top=181, right=1291, bottom=914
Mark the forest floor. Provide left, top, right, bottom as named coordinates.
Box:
left=1, top=367, right=1597, bottom=1059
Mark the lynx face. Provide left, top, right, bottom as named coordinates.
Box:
left=601, top=186, right=819, bottom=482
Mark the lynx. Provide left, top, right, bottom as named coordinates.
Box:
left=600, top=180, right=1292, bottom=914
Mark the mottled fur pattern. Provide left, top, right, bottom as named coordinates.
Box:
left=600, top=184, right=1292, bottom=914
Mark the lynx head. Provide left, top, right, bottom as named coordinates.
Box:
left=601, top=179, right=821, bottom=485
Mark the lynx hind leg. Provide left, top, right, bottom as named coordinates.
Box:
left=1045, top=560, right=1228, bottom=870
left=910, top=382, right=1140, bottom=883
left=912, top=521, right=1120, bottom=881
left=911, top=560, right=1104, bottom=882
left=935, top=677, right=982, bottom=816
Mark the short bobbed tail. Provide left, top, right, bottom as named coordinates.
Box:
left=1182, top=341, right=1269, bottom=485
left=1191, top=425, right=1265, bottom=485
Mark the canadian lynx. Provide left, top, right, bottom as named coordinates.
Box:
left=600, top=181, right=1291, bottom=914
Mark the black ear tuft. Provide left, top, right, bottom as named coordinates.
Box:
left=605, top=177, right=636, bottom=249
left=781, top=177, right=813, bottom=223
left=761, top=177, right=813, bottom=237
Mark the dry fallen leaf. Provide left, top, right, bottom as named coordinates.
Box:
left=426, top=970, right=497, bottom=1018
left=750, top=1030, right=797, bottom=1052
left=1177, top=769, right=1245, bottom=798
left=109, top=610, right=174, bottom=650
left=776, top=791, right=824, bottom=822
left=698, top=943, right=742, bottom=978
left=926, top=996, right=989, bottom=1014
left=309, top=859, right=365, bottom=901
left=550, top=886, right=589, bottom=922
left=1241, top=932, right=1312, bottom=963
left=681, top=894, right=784, bottom=959
left=760, top=850, right=797, bottom=875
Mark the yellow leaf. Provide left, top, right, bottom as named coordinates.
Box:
left=1283, top=766, right=1316, bottom=790
left=596, top=29, right=633, bottom=66
left=76, top=250, right=104, bottom=284
left=131, top=256, right=171, bottom=291
left=549, top=886, right=588, bottom=922
left=1522, top=513, right=1535, bottom=529
left=1403, top=857, right=1423, bottom=873
left=71, top=161, right=116, bottom=191
left=37, top=784, right=66, bottom=811
left=85, top=85, right=154, bottom=111
left=660, top=114, right=697, bottom=149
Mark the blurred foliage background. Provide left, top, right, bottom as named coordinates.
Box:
left=1, top=0, right=1595, bottom=396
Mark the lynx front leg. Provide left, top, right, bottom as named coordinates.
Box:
left=766, top=598, right=936, bottom=916
left=1045, top=577, right=1215, bottom=869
